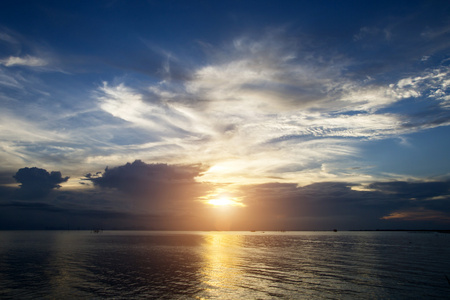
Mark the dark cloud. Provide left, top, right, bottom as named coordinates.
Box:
left=13, top=167, right=69, bottom=199
left=0, top=184, right=215, bottom=230
left=239, top=180, right=450, bottom=230
left=368, top=180, right=450, bottom=200
left=1, top=161, right=214, bottom=230
left=0, top=185, right=14, bottom=200
left=2, top=163, right=450, bottom=230
left=0, top=200, right=146, bottom=230
left=0, top=201, right=63, bottom=212
left=401, top=108, right=450, bottom=130
left=88, top=160, right=204, bottom=191
left=85, top=160, right=212, bottom=214
left=0, top=171, right=16, bottom=184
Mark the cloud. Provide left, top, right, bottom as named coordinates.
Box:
left=89, top=159, right=204, bottom=191
left=85, top=160, right=212, bottom=214
left=13, top=167, right=69, bottom=198
left=389, top=66, right=450, bottom=104
left=381, top=208, right=450, bottom=222
left=2, top=163, right=450, bottom=230
left=237, top=179, right=450, bottom=230
left=88, top=30, right=450, bottom=185
left=420, top=23, right=450, bottom=40
left=353, top=26, right=390, bottom=41
left=0, top=25, right=448, bottom=188
left=0, top=32, right=18, bottom=44
left=0, top=55, right=48, bottom=67
left=0, top=199, right=154, bottom=230
left=97, top=82, right=196, bottom=138
left=0, top=67, right=23, bottom=89
left=0, top=28, right=61, bottom=71
left=185, top=36, right=343, bottom=113
left=368, top=180, right=450, bottom=200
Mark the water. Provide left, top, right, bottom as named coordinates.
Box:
left=0, top=231, right=449, bottom=299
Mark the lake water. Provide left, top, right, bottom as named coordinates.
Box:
left=0, top=231, right=449, bottom=299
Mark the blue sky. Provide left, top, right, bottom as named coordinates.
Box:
left=0, top=0, right=449, bottom=230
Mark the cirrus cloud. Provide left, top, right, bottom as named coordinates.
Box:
left=0, top=55, right=48, bottom=67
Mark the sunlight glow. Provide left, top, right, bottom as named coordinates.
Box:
left=208, top=198, right=240, bottom=206
left=200, top=187, right=246, bottom=208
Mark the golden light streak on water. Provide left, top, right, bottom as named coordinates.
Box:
left=199, top=233, right=244, bottom=298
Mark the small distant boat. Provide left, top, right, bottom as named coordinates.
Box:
left=333, top=229, right=337, bottom=232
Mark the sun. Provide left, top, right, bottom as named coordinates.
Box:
left=201, top=187, right=246, bottom=207
left=207, top=197, right=245, bottom=207
left=208, top=198, right=234, bottom=206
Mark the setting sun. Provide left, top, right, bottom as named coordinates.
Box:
left=208, top=198, right=233, bottom=206
left=207, top=197, right=245, bottom=207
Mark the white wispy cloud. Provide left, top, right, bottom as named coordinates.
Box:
left=0, top=32, right=18, bottom=44
left=389, top=66, right=450, bottom=107
left=421, top=24, right=450, bottom=40
left=88, top=32, right=450, bottom=185
left=97, top=82, right=204, bottom=138
left=0, top=110, right=76, bottom=170
left=185, top=43, right=339, bottom=113
left=0, top=69, right=23, bottom=89
left=0, top=55, right=48, bottom=67
left=2, top=29, right=448, bottom=186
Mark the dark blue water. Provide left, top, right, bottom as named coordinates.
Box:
left=0, top=231, right=449, bottom=299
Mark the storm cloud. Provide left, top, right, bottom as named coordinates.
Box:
left=238, top=180, right=450, bottom=230
left=85, top=160, right=212, bottom=214
left=1, top=162, right=450, bottom=230
left=13, top=167, right=69, bottom=198
left=87, top=160, right=205, bottom=191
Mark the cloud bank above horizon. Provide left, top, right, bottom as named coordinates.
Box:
left=1, top=161, right=449, bottom=230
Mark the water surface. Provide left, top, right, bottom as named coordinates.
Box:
left=0, top=231, right=449, bottom=299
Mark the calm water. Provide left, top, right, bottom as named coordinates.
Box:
left=0, top=231, right=449, bottom=299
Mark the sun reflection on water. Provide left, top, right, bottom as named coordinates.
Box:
left=199, top=232, right=244, bottom=298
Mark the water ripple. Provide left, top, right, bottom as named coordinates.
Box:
left=0, top=231, right=449, bottom=299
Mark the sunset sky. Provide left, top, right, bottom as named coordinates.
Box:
left=1, top=0, right=449, bottom=230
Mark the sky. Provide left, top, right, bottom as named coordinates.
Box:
left=0, top=0, right=450, bottom=230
